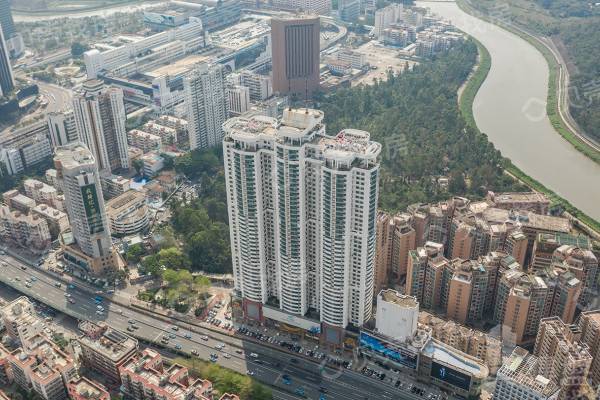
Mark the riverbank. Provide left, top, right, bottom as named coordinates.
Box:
left=457, top=32, right=600, bottom=234
left=456, top=0, right=600, bottom=165
left=13, top=0, right=164, bottom=21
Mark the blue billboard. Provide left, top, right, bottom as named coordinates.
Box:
left=430, top=361, right=471, bottom=391
left=359, top=331, right=418, bottom=369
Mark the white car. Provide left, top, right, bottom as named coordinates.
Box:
left=249, top=353, right=258, bottom=358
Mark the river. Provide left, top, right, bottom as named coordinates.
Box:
left=418, top=1, right=600, bottom=221
left=13, top=1, right=166, bottom=22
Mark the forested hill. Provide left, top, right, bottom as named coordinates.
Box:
left=318, top=40, right=521, bottom=212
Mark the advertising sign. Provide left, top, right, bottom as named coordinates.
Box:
left=430, top=361, right=471, bottom=391
left=359, top=331, right=418, bottom=369
left=81, top=184, right=104, bottom=234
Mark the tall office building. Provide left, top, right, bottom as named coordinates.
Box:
left=223, top=109, right=381, bottom=342
left=54, top=143, right=120, bottom=277
left=184, top=63, right=228, bottom=150
left=72, top=79, right=129, bottom=173
left=0, top=0, right=22, bottom=58
left=270, top=15, right=320, bottom=99
left=0, top=26, right=14, bottom=97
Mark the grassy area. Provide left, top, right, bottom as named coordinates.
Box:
left=172, top=357, right=273, bottom=400
left=457, top=0, right=600, bottom=165
left=456, top=21, right=600, bottom=234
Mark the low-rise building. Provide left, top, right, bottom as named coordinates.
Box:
left=486, top=191, right=550, bottom=215
left=141, top=152, right=165, bottom=177
left=77, top=321, right=138, bottom=384
left=23, top=179, right=63, bottom=211
left=45, top=169, right=61, bottom=191
left=8, top=334, right=77, bottom=400
left=67, top=377, right=110, bottom=400
left=128, top=129, right=162, bottom=153
left=32, top=204, right=69, bottom=238
left=119, top=348, right=213, bottom=400
left=336, top=48, right=367, bottom=69
left=0, top=205, right=51, bottom=251
left=0, top=120, right=53, bottom=175
left=0, top=297, right=44, bottom=347
left=100, top=174, right=131, bottom=199
left=0, top=343, right=13, bottom=385
left=327, top=60, right=352, bottom=76
left=143, top=121, right=178, bottom=145
left=106, top=190, right=150, bottom=235
left=2, top=190, right=36, bottom=212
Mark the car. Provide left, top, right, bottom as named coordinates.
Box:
left=128, top=320, right=136, bottom=324
left=96, top=310, right=103, bottom=315
left=282, top=375, right=291, bottom=385
left=127, top=326, right=135, bottom=332
left=235, top=349, right=243, bottom=354
left=15, top=277, right=20, bottom=281
left=169, top=333, right=176, bottom=339
left=223, top=353, right=231, bottom=359
left=68, top=299, right=75, bottom=304
left=31, top=277, right=37, bottom=282
left=54, top=282, right=61, bottom=288
left=184, top=333, right=192, bottom=339
left=191, top=350, right=199, bottom=356
left=171, top=326, right=179, bottom=331
left=96, top=305, right=103, bottom=310
left=249, top=353, right=258, bottom=358
left=94, top=296, right=102, bottom=302
left=174, top=344, right=182, bottom=350
left=246, top=370, right=254, bottom=376
left=68, top=284, right=75, bottom=290
left=295, top=387, right=305, bottom=396
left=200, top=335, right=209, bottom=341
left=20, top=266, right=27, bottom=270
left=25, top=283, right=32, bottom=288
left=64, top=293, right=70, bottom=297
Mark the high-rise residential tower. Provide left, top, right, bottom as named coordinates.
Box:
left=54, top=143, right=120, bottom=277
left=223, top=109, right=381, bottom=342
left=72, top=79, right=129, bottom=173
left=184, top=63, right=228, bottom=150
left=0, top=0, right=23, bottom=58
left=270, top=15, right=320, bottom=99
left=0, top=26, right=14, bottom=97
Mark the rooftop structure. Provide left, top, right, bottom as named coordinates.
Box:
left=376, top=289, right=418, bottom=341
left=0, top=297, right=44, bottom=347
left=78, top=321, right=138, bottom=383
left=105, top=190, right=150, bottom=235
left=67, top=376, right=110, bottom=400
left=119, top=348, right=213, bottom=400
left=495, top=347, right=559, bottom=400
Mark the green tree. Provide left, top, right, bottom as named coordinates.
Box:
left=132, top=158, right=144, bottom=176
left=125, top=243, right=145, bottom=264
left=71, top=41, right=89, bottom=57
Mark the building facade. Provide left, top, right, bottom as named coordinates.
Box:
left=72, top=79, right=129, bottom=173
left=224, top=109, right=381, bottom=340
left=184, top=63, right=228, bottom=150
left=270, top=15, right=320, bottom=99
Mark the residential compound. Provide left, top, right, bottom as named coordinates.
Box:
left=373, top=3, right=461, bottom=55
left=54, top=143, right=122, bottom=277
left=374, top=193, right=599, bottom=346
left=495, top=315, right=596, bottom=400
left=0, top=297, right=45, bottom=348
left=224, top=108, right=381, bottom=343
left=119, top=348, right=230, bottom=400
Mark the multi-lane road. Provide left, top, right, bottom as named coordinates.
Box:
left=0, top=254, right=426, bottom=400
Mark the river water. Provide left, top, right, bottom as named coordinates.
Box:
left=419, top=1, right=600, bottom=221
left=13, top=1, right=166, bottom=22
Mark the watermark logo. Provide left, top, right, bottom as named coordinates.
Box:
left=569, top=79, right=600, bottom=109
left=383, top=134, right=408, bottom=160
left=522, top=97, right=547, bottom=122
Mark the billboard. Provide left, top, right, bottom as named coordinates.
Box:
left=81, top=184, right=104, bottom=234
left=359, top=331, right=418, bottom=369
left=430, top=361, right=471, bottom=391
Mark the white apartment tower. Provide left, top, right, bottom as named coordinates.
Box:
left=47, top=109, right=78, bottom=148
left=223, top=108, right=381, bottom=338
left=54, top=143, right=118, bottom=277
left=72, top=79, right=129, bottom=173
left=184, top=63, right=228, bottom=150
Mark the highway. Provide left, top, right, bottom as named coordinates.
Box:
left=0, top=254, right=426, bottom=400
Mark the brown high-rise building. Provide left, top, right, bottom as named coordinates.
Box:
left=271, top=15, right=320, bottom=98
